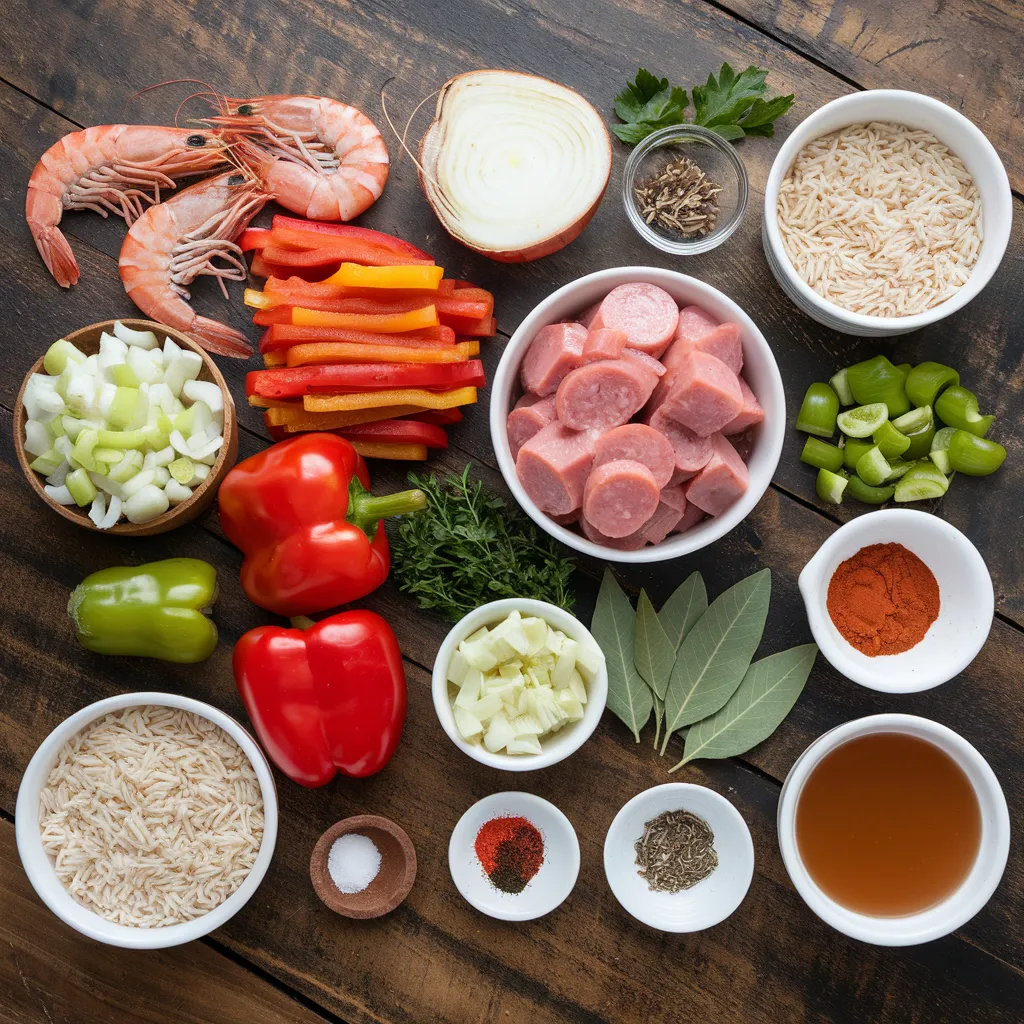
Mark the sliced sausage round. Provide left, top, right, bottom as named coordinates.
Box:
left=593, top=424, right=675, bottom=487
left=582, top=328, right=627, bottom=362
left=515, top=422, right=599, bottom=515
left=507, top=393, right=557, bottom=459
left=555, top=358, right=659, bottom=431
left=580, top=515, right=647, bottom=551
left=520, top=322, right=587, bottom=396
left=648, top=407, right=714, bottom=474
left=582, top=459, right=660, bottom=538
left=589, top=283, right=680, bottom=358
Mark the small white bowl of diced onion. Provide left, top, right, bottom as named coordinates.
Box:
left=431, top=599, right=608, bottom=771
left=15, top=319, right=238, bottom=535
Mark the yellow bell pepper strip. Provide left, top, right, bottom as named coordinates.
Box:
left=292, top=306, right=439, bottom=332
left=322, top=262, right=444, bottom=291
left=304, top=386, right=478, bottom=414
left=285, top=340, right=479, bottom=367
left=265, top=404, right=427, bottom=432
left=248, top=395, right=302, bottom=409
left=264, top=350, right=287, bottom=368
left=350, top=441, right=429, bottom=461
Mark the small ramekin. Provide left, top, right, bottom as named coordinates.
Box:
left=15, top=692, right=278, bottom=949
left=622, top=125, right=749, bottom=255
left=798, top=509, right=993, bottom=692
left=431, top=598, right=607, bottom=771
left=762, top=90, right=1012, bottom=337
left=778, top=714, right=1010, bottom=945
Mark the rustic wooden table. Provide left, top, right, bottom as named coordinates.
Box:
left=3, top=2, right=1022, bottom=1022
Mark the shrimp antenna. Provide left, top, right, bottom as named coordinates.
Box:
left=126, top=80, right=229, bottom=121
left=380, top=76, right=439, bottom=179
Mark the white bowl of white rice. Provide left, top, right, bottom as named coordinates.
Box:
left=15, top=693, right=278, bottom=949
left=763, top=90, right=1012, bottom=337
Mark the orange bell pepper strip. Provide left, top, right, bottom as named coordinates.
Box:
left=265, top=404, right=428, bottom=432
left=321, top=263, right=444, bottom=291
left=248, top=395, right=302, bottom=409
left=350, top=441, right=429, bottom=462
left=304, top=387, right=477, bottom=414
left=261, top=324, right=455, bottom=353
left=292, top=306, right=439, bottom=333
left=285, top=340, right=479, bottom=367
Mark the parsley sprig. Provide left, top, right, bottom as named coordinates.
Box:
left=613, top=63, right=795, bottom=145
left=389, top=466, right=576, bottom=622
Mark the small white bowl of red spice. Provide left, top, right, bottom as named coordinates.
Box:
left=798, top=509, right=993, bottom=692
left=448, top=792, right=579, bottom=921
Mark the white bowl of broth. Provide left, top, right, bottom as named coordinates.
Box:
left=777, top=714, right=1009, bottom=945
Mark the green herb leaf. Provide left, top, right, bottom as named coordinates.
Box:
left=658, top=572, right=707, bottom=653
left=652, top=692, right=664, bottom=751
left=692, top=63, right=768, bottom=128
left=594, top=568, right=652, bottom=742
left=390, top=466, right=575, bottom=622
left=734, top=93, right=795, bottom=138
left=671, top=644, right=817, bottom=770
left=612, top=68, right=689, bottom=145
left=634, top=590, right=676, bottom=699
left=660, top=569, right=771, bottom=753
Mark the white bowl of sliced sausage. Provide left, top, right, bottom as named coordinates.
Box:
left=490, top=268, right=785, bottom=562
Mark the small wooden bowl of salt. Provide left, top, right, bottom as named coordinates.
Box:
left=310, top=814, right=417, bottom=919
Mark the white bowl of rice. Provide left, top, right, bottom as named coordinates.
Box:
left=15, top=693, right=278, bottom=949
left=763, top=90, right=1012, bottom=337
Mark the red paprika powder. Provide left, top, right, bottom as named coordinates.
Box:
left=474, top=816, right=544, bottom=894
left=826, top=542, right=940, bottom=656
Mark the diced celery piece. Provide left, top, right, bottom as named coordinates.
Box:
left=43, top=339, right=86, bottom=375
left=30, top=450, right=63, bottom=476
left=106, top=386, right=141, bottom=429
left=110, top=363, right=140, bottom=388
left=65, top=467, right=97, bottom=507
left=71, top=428, right=100, bottom=471
left=93, top=447, right=124, bottom=467
left=98, top=428, right=147, bottom=449
left=108, top=449, right=145, bottom=483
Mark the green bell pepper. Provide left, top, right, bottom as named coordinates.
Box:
left=67, top=558, right=218, bottom=663
left=796, top=382, right=840, bottom=437
left=846, top=355, right=911, bottom=418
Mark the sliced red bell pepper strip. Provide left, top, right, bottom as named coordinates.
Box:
left=234, top=610, right=407, bottom=786
left=239, top=227, right=272, bottom=251
left=413, top=408, right=464, bottom=426
left=247, top=360, right=486, bottom=400
left=304, top=386, right=477, bottom=414
left=271, top=215, right=434, bottom=261
left=270, top=228, right=435, bottom=266
left=336, top=419, right=448, bottom=448
left=285, top=340, right=480, bottom=367
left=444, top=314, right=497, bottom=336
left=350, top=441, right=429, bottom=462
left=252, top=306, right=295, bottom=326
left=261, top=324, right=455, bottom=353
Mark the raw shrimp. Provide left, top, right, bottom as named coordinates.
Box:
left=27, top=125, right=229, bottom=288
left=119, top=170, right=268, bottom=357
left=209, top=95, right=389, bottom=221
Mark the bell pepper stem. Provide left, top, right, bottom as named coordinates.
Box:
left=290, top=616, right=317, bottom=630
left=347, top=478, right=427, bottom=535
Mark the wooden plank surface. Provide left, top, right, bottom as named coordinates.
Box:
left=1, top=0, right=1023, bottom=1022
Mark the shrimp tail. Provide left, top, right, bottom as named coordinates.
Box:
left=34, top=226, right=80, bottom=288
left=188, top=316, right=253, bottom=358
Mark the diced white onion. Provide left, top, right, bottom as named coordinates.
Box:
left=163, top=351, right=202, bottom=397
left=183, top=379, right=224, bottom=418
left=113, top=320, right=158, bottom=349
left=46, top=461, right=69, bottom=487
left=164, top=479, right=193, bottom=504
left=122, top=469, right=156, bottom=498
left=98, top=495, right=123, bottom=529
left=187, top=434, right=224, bottom=460
left=124, top=484, right=169, bottom=523
left=153, top=445, right=175, bottom=467
left=24, top=419, right=51, bottom=457
left=44, top=484, right=75, bottom=505
left=88, top=492, right=107, bottom=527
left=193, top=463, right=211, bottom=482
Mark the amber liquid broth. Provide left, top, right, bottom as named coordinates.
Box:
left=795, top=732, right=982, bottom=916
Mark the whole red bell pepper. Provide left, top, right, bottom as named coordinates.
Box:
left=234, top=611, right=406, bottom=785
left=219, top=433, right=426, bottom=616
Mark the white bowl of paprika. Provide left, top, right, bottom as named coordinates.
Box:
left=798, top=509, right=993, bottom=692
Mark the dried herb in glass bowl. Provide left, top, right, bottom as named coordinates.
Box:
left=633, top=155, right=722, bottom=239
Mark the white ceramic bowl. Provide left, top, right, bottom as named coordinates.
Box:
left=490, top=267, right=786, bottom=563
left=432, top=598, right=607, bottom=771
left=15, top=692, right=279, bottom=949
left=448, top=791, right=579, bottom=921
left=763, top=90, right=1012, bottom=337
left=603, top=783, right=754, bottom=932
left=778, top=714, right=1010, bottom=945
left=798, top=509, right=993, bottom=692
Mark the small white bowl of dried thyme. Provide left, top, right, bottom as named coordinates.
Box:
left=622, top=124, right=749, bottom=255
left=603, top=783, right=753, bottom=932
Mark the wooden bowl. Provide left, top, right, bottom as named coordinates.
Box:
left=310, top=815, right=417, bottom=919
left=14, top=319, right=239, bottom=536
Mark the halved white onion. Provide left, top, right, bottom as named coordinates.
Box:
left=418, top=71, right=611, bottom=262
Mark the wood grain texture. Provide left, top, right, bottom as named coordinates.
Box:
left=0, top=820, right=328, bottom=1024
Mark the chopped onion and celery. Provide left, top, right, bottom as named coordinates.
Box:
left=446, top=610, right=602, bottom=755
left=795, top=355, right=1005, bottom=508
left=23, top=321, right=223, bottom=527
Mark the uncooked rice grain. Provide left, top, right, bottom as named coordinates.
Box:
left=38, top=705, right=264, bottom=928
left=777, top=122, right=982, bottom=317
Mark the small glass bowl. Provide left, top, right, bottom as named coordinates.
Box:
left=622, top=125, right=749, bottom=255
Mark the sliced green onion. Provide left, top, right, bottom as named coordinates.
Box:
left=930, top=427, right=957, bottom=474
left=847, top=476, right=895, bottom=505
left=65, top=467, right=98, bottom=507
left=829, top=368, right=854, bottom=406
left=856, top=446, right=892, bottom=486
left=796, top=383, right=840, bottom=437
left=894, top=463, right=950, bottom=502
left=816, top=468, right=848, bottom=505
left=800, top=437, right=844, bottom=472
left=846, top=355, right=911, bottom=417
left=843, top=438, right=874, bottom=472
left=935, top=385, right=994, bottom=437
left=947, top=431, right=1006, bottom=476
left=906, top=362, right=960, bottom=409
left=837, top=403, right=889, bottom=438
left=872, top=420, right=911, bottom=460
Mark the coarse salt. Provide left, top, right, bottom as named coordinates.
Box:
left=328, top=833, right=382, bottom=894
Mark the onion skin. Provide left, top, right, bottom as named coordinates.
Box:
left=418, top=70, right=612, bottom=263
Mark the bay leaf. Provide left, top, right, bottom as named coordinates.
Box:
left=660, top=568, right=771, bottom=753
left=652, top=693, right=664, bottom=750
left=672, top=644, right=818, bottom=770
left=634, top=590, right=675, bottom=698
left=658, top=572, right=707, bottom=653
left=593, top=567, right=652, bottom=742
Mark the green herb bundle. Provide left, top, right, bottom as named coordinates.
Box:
left=613, top=63, right=795, bottom=145
left=389, top=466, right=576, bottom=622
left=595, top=568, right=816, bottom=770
